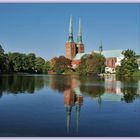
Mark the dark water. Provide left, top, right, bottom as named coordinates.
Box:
left=0, top=74, right=140, bottom=137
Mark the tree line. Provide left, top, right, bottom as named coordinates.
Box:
left=0, top=45, right=72, bottom=74
left=0, top=44, right=106, bottom=75
left=0, top=44, right=139, bottom=77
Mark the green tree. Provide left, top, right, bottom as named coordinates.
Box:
left=21, top=53, right=29, bottom=72
left=8, top=52, right=23, bottom=72
left=43, top=61, right=50, bottom=74
left=8, top=52, right=37, bottom=73
left=116, top=49, right=138, bottom=77
left=78, top=52, right=105, bottom=75
left=34, top=57, right=45, bottom=73
left=0, top=44, right=48, bottom=74
left=26, top=53, right=36, bottom=72
left=0, top=45, right=9, bottom=73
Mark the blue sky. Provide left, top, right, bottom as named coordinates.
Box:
left=0, top=3, right=139, bottom=60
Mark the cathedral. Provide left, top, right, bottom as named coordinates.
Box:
left=65, top=16, right=85, bottom=67
left=65, top=16, right=126, bottom=73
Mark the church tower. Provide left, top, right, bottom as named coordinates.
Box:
left=65, top=16, right=77, bottom=60
left=77, top=18, right=85, bottom=53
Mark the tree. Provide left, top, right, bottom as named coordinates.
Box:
left=0, top=45, right=9, bottom=73
left=8, top=52, right=36, bottom=73
left=0, top=44, right=49, bottom=74
left=0, top=45, right=4, bottom=54
left=8, top=52, right=23, bottom=72
left=21, top=53, right=29, bottom=72
left=49, top=56, right=71, bottom=74
left=78, top=52, right=105, bottom=75
left=26, top=53, right=36, bottom=72
left=116, top=49, right=138, bottom=77
left=43, top=61, right=50, bottom=74
left=49, top=57, right=58, bottom=71
left=55, top=56, right=71, bottom=73
left=34, top=57, right=45, bottom=73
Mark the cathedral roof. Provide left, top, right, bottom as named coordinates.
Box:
left=74, top=50, right=123, bottom=60
left=74, top=52, right=91, bottom=60
left=94, top=50, right=124, bottom=58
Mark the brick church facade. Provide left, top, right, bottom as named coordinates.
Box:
left=65, top=16, right=85, bottom=66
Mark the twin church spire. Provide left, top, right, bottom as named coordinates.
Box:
left=68, top=16, right=83, bottom=44
left=68, top=16, right=74, bottom=42
left=77, top=18, right=82, bottom=43
left=66, top=16, right=85, bottom=60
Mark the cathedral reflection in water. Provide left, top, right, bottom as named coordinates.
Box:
left=64, top=78, right=83, bottom=133
left=62, top=75, right=140, bottom=133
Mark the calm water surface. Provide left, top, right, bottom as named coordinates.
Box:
left=0, top=74, right=140, bottom=137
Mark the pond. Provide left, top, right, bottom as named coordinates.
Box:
left=0, top=74, right=140, bottom=137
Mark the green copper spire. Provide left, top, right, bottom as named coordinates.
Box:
left=77, top=18, right=83, bottom=44
left=99, top=40, right=103, bottom=54
left=69, top=16, right=73, bottom=34
left=68, top=16, right=74, bottom=42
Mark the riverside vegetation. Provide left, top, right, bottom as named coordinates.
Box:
left=0, top=44, right=140, bottom=77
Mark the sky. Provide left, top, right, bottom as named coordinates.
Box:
left=0, top=3, right=139, bottom=60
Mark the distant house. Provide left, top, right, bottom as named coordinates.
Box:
left=95, top=50, right=124, bottom=73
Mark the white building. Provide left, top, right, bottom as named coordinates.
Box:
left=95, top=50, right=124, bottom=73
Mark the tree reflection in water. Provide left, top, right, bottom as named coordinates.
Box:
left=118, top=77, right=139, bottom=103
left=47, top=75, right=72, bottom=93
left=0, top=74, right=140, bottom=134
left=79, top=76, right=105, bottom=101
left=0, top=74, right=139, bottom=103
left=0, top=74, right=45, bottom=95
